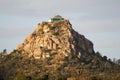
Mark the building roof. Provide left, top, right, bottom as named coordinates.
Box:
left=48, top=15, right=64, bottom=22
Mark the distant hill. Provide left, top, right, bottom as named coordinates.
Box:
left=0, top=15, right=120, bottom=80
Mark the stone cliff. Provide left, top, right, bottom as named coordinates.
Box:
left=17, top=16, right=94, bottom=60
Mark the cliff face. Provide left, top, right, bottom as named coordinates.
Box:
left=17, top=18, right=94, bottom=60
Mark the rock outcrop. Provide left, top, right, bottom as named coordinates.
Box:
left=17, top=16, right=94, bottom=60
left=1, top=16, right=119, bottom=80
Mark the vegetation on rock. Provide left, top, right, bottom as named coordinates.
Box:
left=0, top=16, right=120, bottom=80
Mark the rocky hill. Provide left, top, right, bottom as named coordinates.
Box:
left=17, top=16, right=94, bottom=60
left=0, top=15, right=120, bottom=80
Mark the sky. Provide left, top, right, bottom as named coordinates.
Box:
left=0, top=0, right=120, bottom=59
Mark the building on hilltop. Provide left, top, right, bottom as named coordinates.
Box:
left=48, top=15, right=64, bottom=22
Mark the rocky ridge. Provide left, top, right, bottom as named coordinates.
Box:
left=17, top=16, right=94, bottom=60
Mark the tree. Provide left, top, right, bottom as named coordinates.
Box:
left=103, top=56, right=107, bottom=60
left=14, top=73, right=28, bottom=80
left=0, top=49, right=7, bottom=56
left=3, top=49, right=7, bottom=54
left=96, top=51, right=102, bottom=57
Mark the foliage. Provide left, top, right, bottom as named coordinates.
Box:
left=0, top=50, right=120, bottom=80
left=0, top=49, right=7, bottom=56
left=103, top=56, right=107, bottom=61
left=14, top=73, right=28, bottom=80
left=53, top=32, right=59, bottom=36
left=50, top=26, right=57, bottom=30
left=34, top=74, right=48, bottom=80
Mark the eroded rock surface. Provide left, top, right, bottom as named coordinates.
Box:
left=17, top=17, right=94, bottom=59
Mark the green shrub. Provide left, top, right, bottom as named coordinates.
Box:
left=50, top=26, right=57, bottom=30
left=35, top=75, right=49, bottom=80
left=14, top=73, right=28, bottom=80
left=53, top=32, right=59, bottom=36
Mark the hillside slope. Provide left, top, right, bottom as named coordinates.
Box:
left=0, top=16, right=120, bottom=80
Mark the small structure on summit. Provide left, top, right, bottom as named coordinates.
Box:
left=48, top=15, right=64, bottom=22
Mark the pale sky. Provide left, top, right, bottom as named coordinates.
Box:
left=0, top=0, right=120, bottom=59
